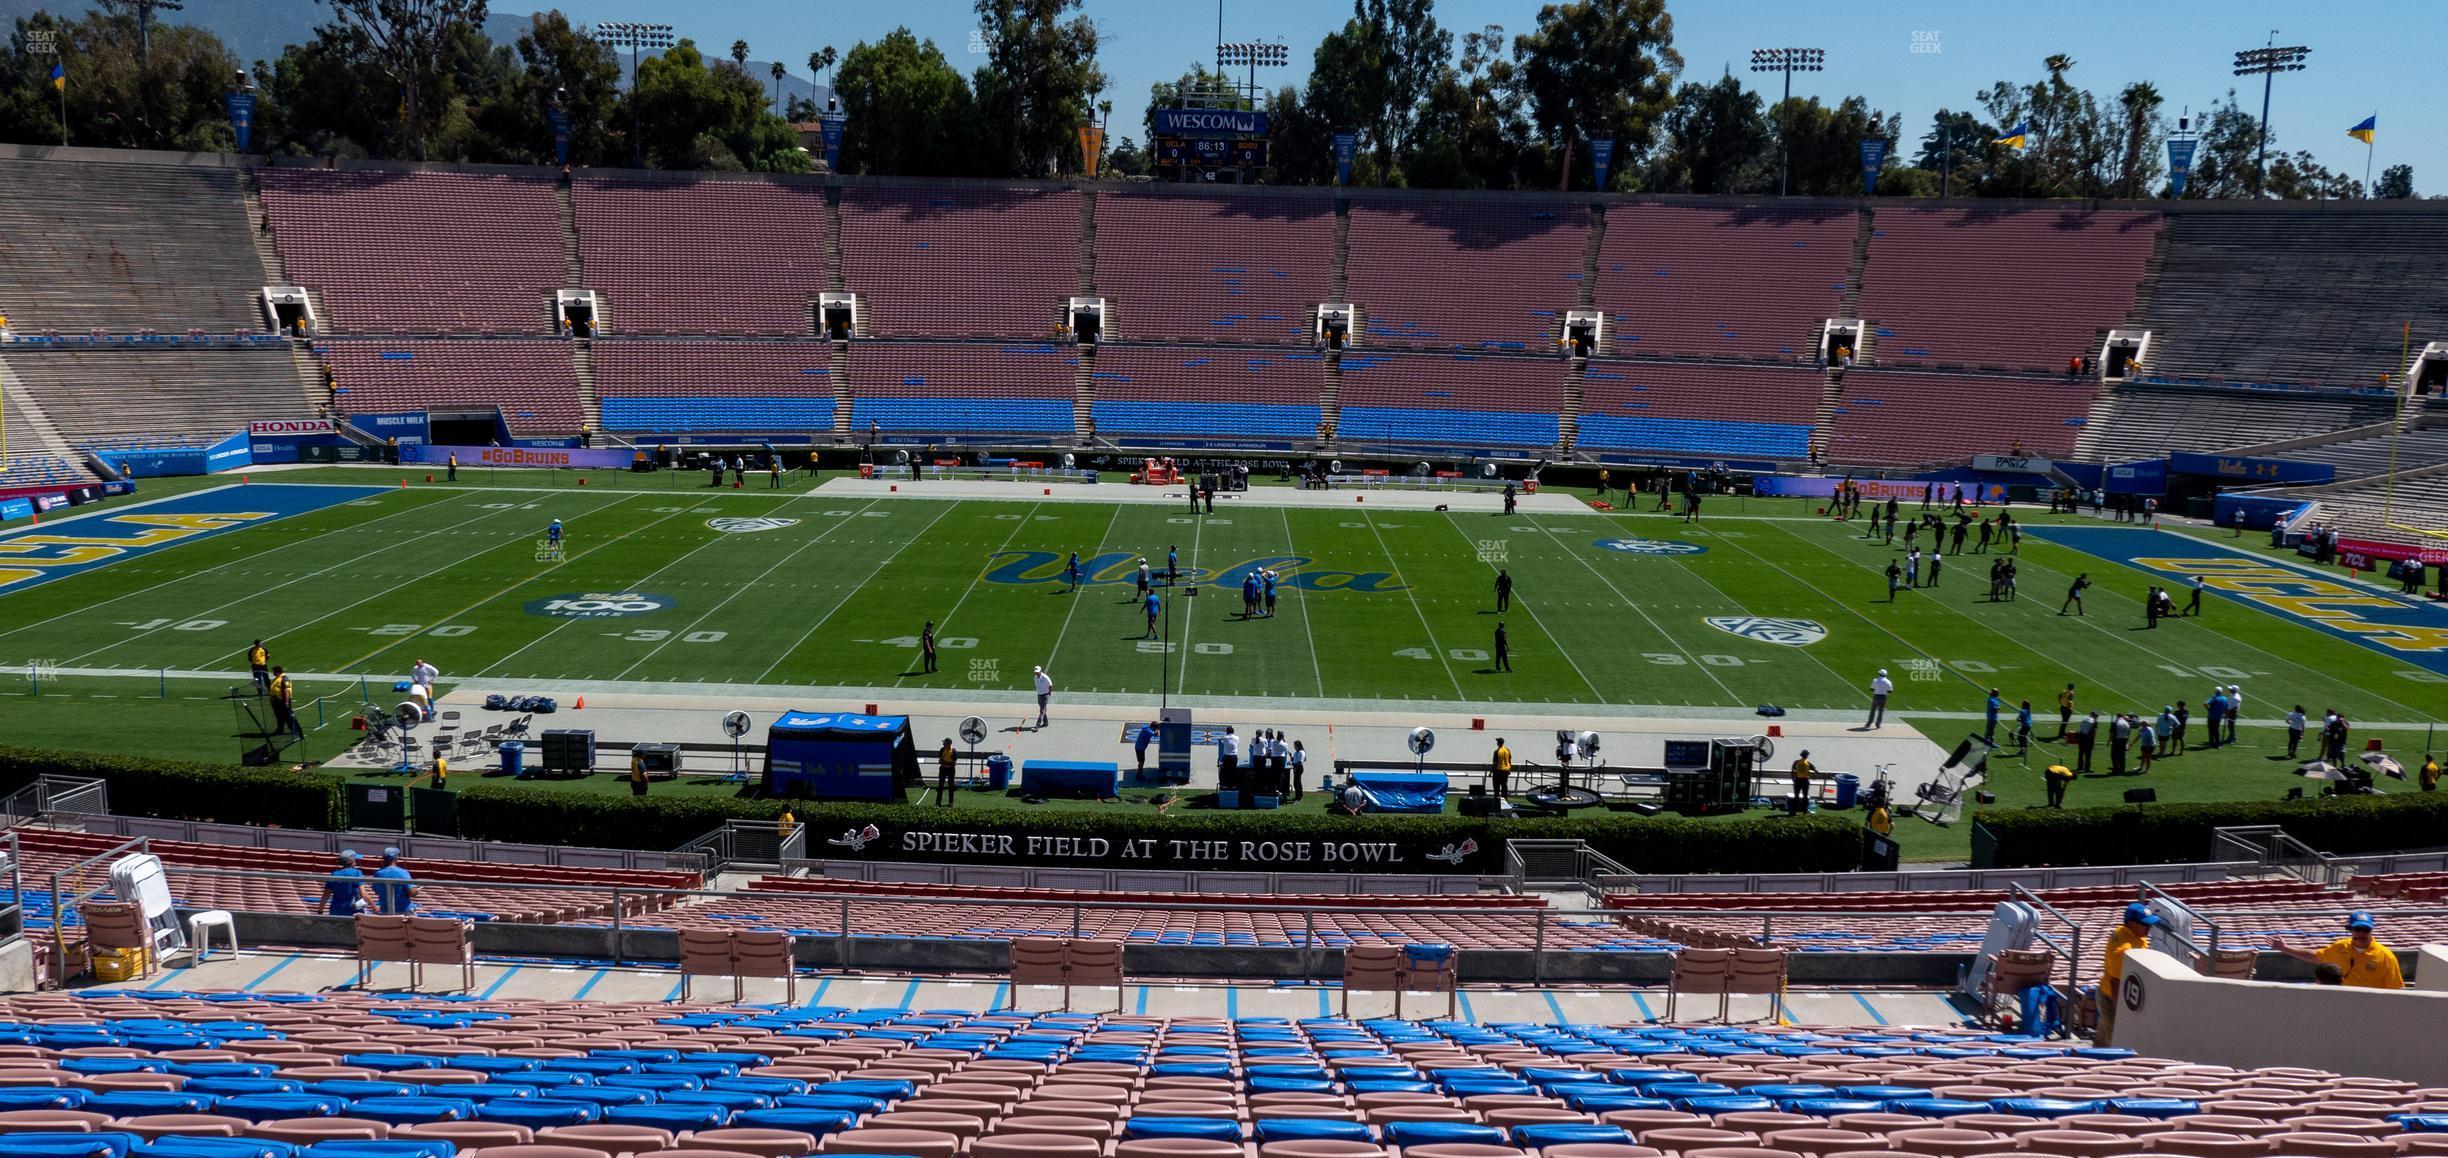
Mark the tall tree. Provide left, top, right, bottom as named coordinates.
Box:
left=2181, top=90, right=2265, bottom=199
left=2374, top=163, right=2414, bottom=200
left=729, top=40, right=748, bottom=69
left=460, top=10, right=616, bottom=165
left=1264, top=82, right=1336, bottom=184
left=0, top=8, right=244, bottom=152
left=769, top=59, right=783, bottom=110
left=1652, top=68, right=1766, bottom=194
left=2113, top=81, right=2161, bottom=199
left=1769, top=93, right=1897, bottom=197
left=1912, top=108, right=1998, bottom=196
left=1513, top=0, right=1679, bottom=190
left=316, top=0, right=489, bottom=161
left=833, top=27, right=976, bottom=176
left=625, top=37, right=805, bottom=171
left=1142, top=60, right=1235, bottom=145
left=972, top=0, right=1104, bottom=177
left=808, top=45, right=837, bottom=101
left=2263, top=150, right=2360, bottom=200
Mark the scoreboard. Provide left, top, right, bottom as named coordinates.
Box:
left=1156, top=138, right=1268, bottom=167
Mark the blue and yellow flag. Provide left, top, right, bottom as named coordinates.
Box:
left=2347, top=115, right=2376, bottom=144
left=49, top=62, right=64, bottom=92
left=1994, top=121, right=2028, bottom=149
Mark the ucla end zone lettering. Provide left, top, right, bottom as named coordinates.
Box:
left=0, top=484, right=387, bottom=595
left=2026, top=526, right=2448, bottom=675
left=983, top=550, right=1404, bottom=593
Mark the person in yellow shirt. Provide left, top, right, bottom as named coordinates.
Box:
left=1788, top=750, right=1816, bottom=814
left=2274, top=912, right=2404, bottom=989
left=432, top=753, right=448, bottom=788
left=1490, top=739, right=1513, bottom=798
left=2422, top=753, right=2440, bottom=793
left=778, top=809, right=798, bottom=840
left=2044, top=763, right=2073, bottom=809
left=247, top=640, right=271, bottom=695
left=2096, top=902, right=2157, bottom=1046
left=1866, top=802, right=1892, bottom=835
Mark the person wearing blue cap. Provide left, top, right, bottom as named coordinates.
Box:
left=2274, top=911, right=2403, bottom=989
left=373, top=848, right=416, bottom=915
left=2096, top=902, right=2158, bottom=1047
left=324, top=850, right=367, bottom=916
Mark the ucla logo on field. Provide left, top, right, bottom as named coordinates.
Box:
left=1594, top=537, right=1707, bottom=556
left=525, top=591, right=675, bottom=619
left=1706, top=616, right=1828, bottom=647
left=708, top=517, right=800, bottom=534
left=981, top=550, right=1407, bottom=593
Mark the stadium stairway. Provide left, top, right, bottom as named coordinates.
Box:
left=0, top=355, right=83, bottom=473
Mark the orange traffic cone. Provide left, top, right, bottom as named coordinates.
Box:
left=573, top=695, right=586, bottom=710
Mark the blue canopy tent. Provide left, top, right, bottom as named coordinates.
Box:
left=762, top=712, right=919, bottom=801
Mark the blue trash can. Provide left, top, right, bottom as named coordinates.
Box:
left=1832, top=773, right=1859, bottom=809
left=499, top=741, right=525, bottom=778
left=984, top=753, right=1013, bottom=790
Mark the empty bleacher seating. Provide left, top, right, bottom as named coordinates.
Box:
left=841, top=185, right=1083, bottom=340
left=1089, top=345, right=1322, bottom=443
left=846, top=342, right=1076, bottom=438
left=1576, top=363, right=1824, bottom=460
left=1091, top=189, right=1335, bottom=344
left=0, top=158, right=266, bottom=333
left=0, top=346, right=311, bottom=445
left=1594, top=204, right=1856, bottom=361
left=2137, top=207, right=2448, bottom=390
left=1856, top=207, right=2159, bottom=374
left=260, top=169, right=564, bottom=334
left=322, top=339, right=581, bottom=434
left=572, top=177, right=831, bottom=336
left=2074, top=383, right=2400, bottom=464
left=1826, top=370, right=2092, bottom=466
left=1336, top=352, right=1566, bottom=449
left=1346, top=196, right=1590, bottom=352
left=595, top=340, right=837, bottom=435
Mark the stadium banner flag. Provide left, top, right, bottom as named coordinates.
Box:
left=2167, top=137, right=2196, bottom=195
left=406, top=443, right=634, bottom=470
left=226, top=90, right=254, bottom=152
left=2104, top=457, right=2168, bottom=495
left=203, top=430, right=253, bottom=473
left=1589, top=136, right=1616, bottom=191
left=2347, top=114, right=2376, bottom=145
left=1994, top=120, right=2028, bottom=149
left=820, top=113, right=846, bottom=169
left=1971, top=453, right=2052, bottom=475
left=1332, top=132, right=1356, bottom=185
left=1078, top=121, right=1104, bottom=177
left=346, top=410, right=429, bottom=446
left=2167, top=451, right=2336, bottom=486
left=0, top=498, right=34, bottom=524
left=1752, top=475, right=2003, bottom=502
left=548, top=106, right=570, bottom=165
left=1859, top=138, right=1888, bottom=194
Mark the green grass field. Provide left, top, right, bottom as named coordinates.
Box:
left=5, top=467, right=2445, bottom=865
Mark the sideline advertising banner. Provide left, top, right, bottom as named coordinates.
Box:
left=406, top=444, right=635, bottom=470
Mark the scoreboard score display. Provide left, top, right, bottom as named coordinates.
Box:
left=1157, top=138, right=1268, bottom=167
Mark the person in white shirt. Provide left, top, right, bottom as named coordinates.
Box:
left=2225, top=685, right=2243, bottom=744
left=1032, top=665, right=1053, bottom=728
left=409, top=659, right=440, bottom=700
left=2286, top=705, right=2307, bottom=759
left=1866, top=669, right=1893, bottom=729
left=1217, top=726, right=1242, bottom=794
left=1337, top=779, right=1369, bottom=815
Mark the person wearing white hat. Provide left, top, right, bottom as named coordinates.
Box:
left=1032, top=665, right=1054, bottom=729
left=1865, top=669, right=1893, bottom=729
left=2225, top=685, right=2243, bottom=744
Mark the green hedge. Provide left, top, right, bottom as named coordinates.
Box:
left=0, top=746, right=342, bottom=830
left=1977, top=793, right=2448, bottom=867
left=453, top=783, right=1864, bottom=874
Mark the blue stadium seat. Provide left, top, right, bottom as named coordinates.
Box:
left=1120, top=1118, right=1242, bottom=1143
left=345, top=1097, right=478, bottom=1125
left=1250, top=1120, right=1372, bottom=1144
left=471, top=1099, right=601, bottom=1128
left=1577, top=414, right=1812, bottom=458
left=600, top=396, right=836, bottom=434
left=603, top=1103, right=730, bottom=1132
left=848, top=398, right=1073, bottom=436
left=133, top=1140, right=293, bottom=1158
left=0, top=1134, right=142, bottom=1158
left=1335, top=407, right=1557, bottom=449
left=1090, top=401, right=1320, bottom=442
left=1379, top=1122, right=1503, bottom=1147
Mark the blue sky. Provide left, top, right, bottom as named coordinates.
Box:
left=547, top=0, right=2440, bottom=191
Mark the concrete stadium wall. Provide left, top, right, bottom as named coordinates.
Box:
left=2114, top=947, right=2448, bottom=1085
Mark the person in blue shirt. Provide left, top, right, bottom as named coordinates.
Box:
left=1142, top=590, right=1160, bottom=639
left=1262, top=569, right=1279, bottom=618
left=373, top=847, right=416, bottom=915
left=2014, top=700, right=2034, bottom=752
left=1133, top=723, right=1155, bottom=774
left=2204, top=689, right=2230, bottom=749
left=1166, top=546, right=1178, bottom=583
left=1241, top=570, right=1261, bottom=618
left=1066, top=551, right=1082, bottom=591
left=325, top=850, right=367, bottom=916
left=546, top=518, right=563, bottom=546
left=1984, top=689, right=2003, bottom=743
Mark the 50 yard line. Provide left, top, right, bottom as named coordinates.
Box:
left=612, top=498, right=882, bottom=680
left=1361, top=511, right=1464, bottom=699
left=755, top=501, right=960, bottom=684
left=1432, top=512, right=1602, bottom=703
left=894, top=501, right=1046, bottom=688
left=1518, top=515, right=1738, bottom=705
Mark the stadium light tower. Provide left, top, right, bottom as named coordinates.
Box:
left=1216, top=39, right=1289, bottom=105
left=1751, top=47, right=1825, bottom=196
left=599, top=21, right=675, bottom=168
left=2233, top=34, right=2310, bottom=197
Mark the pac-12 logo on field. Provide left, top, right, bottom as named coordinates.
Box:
left=1706, top=616, right=1827, bottom=647
left=1593, top=537, right=1707, bottom=556
left=708, top=517, right=800, bottom=534
left=525, top=591, right=675, bottom=618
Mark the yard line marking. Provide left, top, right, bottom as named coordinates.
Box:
left=755, top=502, right=961, bottom=684
left=55, top=489, right=581, bottom=668
left=1042, top=503, right=1128, bottom=678
left=1433, top=512, right=1602, bottom=703
left=1176, top=509, right=1209, bottom=693
left=895, top=501, right=1046, bottom=688
left=0, top=487, right=468, bottom=648
left=612, top=497, right=880, bottom=680
left=1278, top=507, right=1327, bottom=699
left=1360, top=511, right=1463, bottom=698
left=1519, top=516, right=1737, bottom=704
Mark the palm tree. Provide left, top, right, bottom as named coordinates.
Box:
left=770, top=60, right=785, bottom=111
left=808, top=45, right=838, bottom=105
left=2117, top=81, right=2163, bottom=198
left=731, top=39, right=750, bottom=70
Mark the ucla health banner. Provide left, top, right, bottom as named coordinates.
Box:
left=2168, top=452, right=2336, bottom=486
left=1859, top=139, right=1888, bottom=194
left=1332, top=132, right=1356, bottom=185
left=226, top=91, right=254, bottom=152
left=1588, top=137, right=1615, bottom=191
left=2167, top=137, right=2197, bottom=196
left=407, top=444, right=634, bottom=470
left=820, top=114, right=846, bottom=169
left=2105, top=457, right=2167, bottom=495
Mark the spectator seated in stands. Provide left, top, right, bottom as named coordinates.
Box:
left=2271, top=910, right=2405, bottom=989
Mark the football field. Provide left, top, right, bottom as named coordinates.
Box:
left=6, top=469, right=2447, bottom=740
